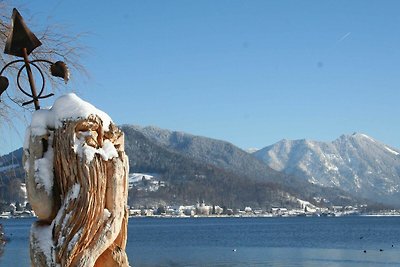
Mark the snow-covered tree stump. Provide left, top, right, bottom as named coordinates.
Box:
left=24, top=94, right=130, bottom=267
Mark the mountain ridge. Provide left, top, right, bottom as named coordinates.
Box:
left=122, top=125, right=373, bottom=207
left=120, top=125, right=316, bottom=208
left=0, top=128, right=390, bottom=210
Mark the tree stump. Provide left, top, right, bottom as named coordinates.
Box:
left=24, top=96, right=130, bottom=267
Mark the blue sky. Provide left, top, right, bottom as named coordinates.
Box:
left=1, top=1, right=400, bottom=154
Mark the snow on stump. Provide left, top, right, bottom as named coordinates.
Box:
left=24, top=93, right=130, bottom=267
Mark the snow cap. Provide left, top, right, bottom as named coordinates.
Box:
left=30, top=93, right=112, bottom=136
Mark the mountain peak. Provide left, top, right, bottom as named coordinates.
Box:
left=351, top=132, right=374, bottom=140
left=254, top=133, right=400, bottom=207
left=336, top=132, right=376, bottom=144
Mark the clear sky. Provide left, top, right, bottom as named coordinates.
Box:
left=1, top=0, right=400, bottom=154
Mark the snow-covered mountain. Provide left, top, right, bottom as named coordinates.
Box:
left=0, top=128, right=388, bottom=209
left=122, top=125, right=366, bottom=208
left=253, top=133, right=400, bottom=207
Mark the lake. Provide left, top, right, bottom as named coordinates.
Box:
left=1, top=216, right=400, bottom=266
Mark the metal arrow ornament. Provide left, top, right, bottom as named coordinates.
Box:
left=0, top=8, right=70, bottom=110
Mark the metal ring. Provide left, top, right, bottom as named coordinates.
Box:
left=16, top=61, right=45, bottom=98
left=1, top=59, right=56, bottom=108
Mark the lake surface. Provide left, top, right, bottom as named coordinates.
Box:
left=1, top=216, right=400, bottom=266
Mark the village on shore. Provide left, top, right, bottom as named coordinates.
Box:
left=128, top=201, right=400, bottom=218
left=0, top=200, right=400, bottom=219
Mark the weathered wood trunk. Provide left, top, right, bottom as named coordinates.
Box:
left=25, top=115, right=130, bottom=267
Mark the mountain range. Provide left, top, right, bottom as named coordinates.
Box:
left=0, top=126, right=396, bottom=210
left=121, top=125, right=323, bottom=209
left=121, top=126, right=376, bottom=209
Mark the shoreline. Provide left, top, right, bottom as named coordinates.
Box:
left=3, top=212, right=400, bottom=220
left=127, top=213, right=400, bottom=219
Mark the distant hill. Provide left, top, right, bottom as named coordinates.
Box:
left=127, top=125, right=285, bottom=182
left=0, top=148, right=25, bottom=203
left=253, top=133, right=400, bottom=207
left=121, top=125, right=305, bottom=209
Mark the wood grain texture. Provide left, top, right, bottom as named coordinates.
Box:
left=26, top=115, right=130, bottom=267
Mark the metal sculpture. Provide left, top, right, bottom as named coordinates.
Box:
left=0, top=8, right=69, bottom=110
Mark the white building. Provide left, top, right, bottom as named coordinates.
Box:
left=196, top=201, right=211, bottom=215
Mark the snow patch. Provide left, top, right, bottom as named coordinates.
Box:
left=297, top=199, right=317, bottom=211
left=103, top=208, right=111, bottom=220
left=20, top=183, right=27, bottom=195
left=325, top=161, right=339, bottom=172
left=359, top=134, right=376, bottom=143
left=33, top=132, right=54, bottom=195
left=385, top=146, right=399, bottom=156
left=128, top=173, right=165, bottom=191
left=70, top=183, right=81, bottom=200
left=353, top=174, right=361, bottom=189
left=31, top=223, right=55, bottom=266
left=73, top=136, right=118, bottom=163
left=67, top=229, right=82, bottom=253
